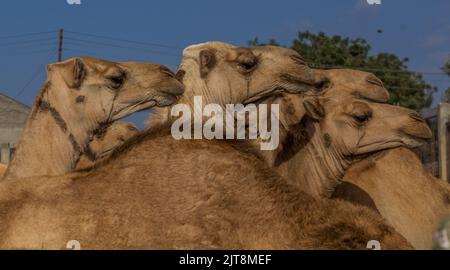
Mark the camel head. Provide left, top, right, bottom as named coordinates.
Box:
left=4, top=57, right=184, bottom=180
left=274, top=95, right=431, bottom=197
left=177, top=41, right=324, bottom=107
left=301, top=96, right=432, bottom=157
left=45, top=57, right=184, bottom=125
left=276, top=69, right=390, bottom=128
left=277, top=68, right=431, bottom=158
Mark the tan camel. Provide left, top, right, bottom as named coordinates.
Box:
left=0, top=50, right=416, bottom=249
left=3, top=57, right=183, bottom=180
left=0, top=126, right=412, bottom=250
left=212, top=68, right=429, bottom=198
left=75, top=121, right=139, bottom=170
left=263, top=69, right=447, bottom=249
left=333, top=147, right=450, bottom=249
left=146, top=41, right=325, bottom=127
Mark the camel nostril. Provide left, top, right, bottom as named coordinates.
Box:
left=159, top=66, right=175, bottom=78
left=314, top=78, right=331, bottom=92
left=409, top=112, right=425, bottom=123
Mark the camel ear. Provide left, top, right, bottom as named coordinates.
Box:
left=279, top=94, right=306, bottom=128
left=49, top=58, right=87, bottom=89
left=303, top=98, right=325, bottom=121
left=199, top=49, right=216, bottom=78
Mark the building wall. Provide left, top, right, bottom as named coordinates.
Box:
left=0, top=93, right=30, bottom=164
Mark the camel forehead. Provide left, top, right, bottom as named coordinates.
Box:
left=316, top=69, right=389, bottom=102
left=68, top=57, right=160, bottom=72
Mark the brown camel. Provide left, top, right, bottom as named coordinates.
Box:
left=3, top=57, right=183, bottom=180
left=146, top=41, right=324, bottom=127
left=254, top=69, right=428, bottom=198
left=75, top=121, right=139, bottom=170
left=84, top=42, right=323, bottom=172
left=333, top=147, right=450, bottom=249
left=0, top=125, right=412, bottom=250
left=262, top=69, right=448, bottom=249
left=0, top=82, right=428, bottom=249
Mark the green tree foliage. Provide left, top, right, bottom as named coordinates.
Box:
left=250, top=31, right=436, bottom=110
left=443, top=59, right=450, bottom=102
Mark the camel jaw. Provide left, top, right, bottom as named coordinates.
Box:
left=110, top=99, right=158, bottom=122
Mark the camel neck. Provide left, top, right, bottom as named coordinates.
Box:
left=4, top=87, right=89, bottom=179
left=274, top=120, right=349, bottom=198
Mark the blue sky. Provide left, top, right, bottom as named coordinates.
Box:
left=0, top=0, right=449, bottom=126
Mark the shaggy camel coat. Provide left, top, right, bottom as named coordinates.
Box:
left=0, top=127, right=411, bottom=250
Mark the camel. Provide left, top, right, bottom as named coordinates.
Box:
left=0, top=125, right=412, bottom=250
left=75, top=42, right=328, bottom=173
left=152, top=64, right=431, bottom=201
left=146, top=41, right=325, bottom=127
left=3, top=57, right=184, bottom=180
left=0, top=81, right=429, bottom=249
left=75, top=121, right=139, bottom=170
left=0, top=45, right=417, bottom=249
left=261, top=69, right=448, bottom=249
left=333, top=147, right=450, bottom=249
left=258, top=69, right=430, bottom=198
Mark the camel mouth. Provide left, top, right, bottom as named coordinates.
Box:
left=279, top=73, right=328, bottom=94
left=353, top=136, right=428, bottom=157
left=402, top=135, right=429, bottom=148
left=242, top=73, right=325, bottom=105
left=110, top=84, right=182, bottom=122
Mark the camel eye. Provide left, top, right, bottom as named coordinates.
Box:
left=107, top=71, right=126, bottom=89
left=352, top=114, right=370, bottom=124
left=237, top=58, right=258, bottom=73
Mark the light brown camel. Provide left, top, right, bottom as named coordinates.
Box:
left=0, top=125, right=413, bottom=250
left=0, top=47, right=417, bottom=249
left=251, top=69, right=424, bottom=198
left=262, top=69, right=448, bottom=249
left=3, top=57, right=183, bottom=180
left=83, top=41, right=327, bottom=175
left=333, top=147, right=450, bottom=249
left=163, top=66, right=430, bottom=200
left=146, top=41, right=324, bottom=127
left=75, top=121, right=139, bottom=170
